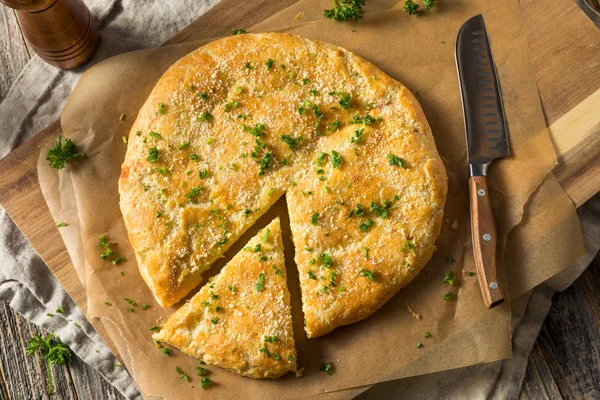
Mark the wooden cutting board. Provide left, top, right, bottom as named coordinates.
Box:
left=0, top=0, right=598, bottom=361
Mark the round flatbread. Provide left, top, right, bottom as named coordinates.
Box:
left=119, top=32, right=447, bottom=338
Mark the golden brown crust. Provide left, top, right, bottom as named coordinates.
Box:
left=153, top=218, right=297, bottom=379
left=119, top=33, right=447, bottom=336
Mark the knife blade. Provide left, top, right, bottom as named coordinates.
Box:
left=455, top=14, right=509, bottom=308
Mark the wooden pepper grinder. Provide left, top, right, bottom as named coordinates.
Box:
left=0, top=0, right=98, bottom=69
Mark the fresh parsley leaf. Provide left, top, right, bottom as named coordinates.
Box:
left=370, top=201, right=388, bottom=218
left=55, top=222, right=68, bottom=228
left=200, top=377, right=212, bottom=388
left=185, top=185, right=203, bottom=203
left=199, top=168, right=208, bottom=179
left=351, top=128, right=364, bottom=144
left=255, top=273, right=266, bottom=291
left=266, top=58, right=274, bottom=70
left=46, top=136, right=86, bottom=169
left=321, top=253, right=333, bottom=267
left=443, top=292, right=451, bottom=301
left=403, top=0, right=420, bottom=15
left=311, top=212, right=319, bottom=225
left=26, top=334, right=72, bottom=394
left=308, top=270, right=317, bottom=280
left=327, top=120, right=341, bottom=131
left=262, top=228, right=270, bottom=243
left=176, top=366, right=190, bottom=381
left=443, top=270, right=456, bottom=285
left=387, top=153, right=406, bottom=168
left=359, top=219, right=374, bottom=231
left=324, top=0, right=366, bottom=22
left=319, top=362, right=335, bottom=375
left=423, top=0, right=436, bottom=10
left=447, top=256, right=456, bottom=264
left=198, top=112, right=212, bottom=122
left=156, top=102, right=165, bottom=115
left=147, top=147, right=160, bottom=162
left=358, top=267, right=375, bottom=281
left=232, top=28, right=246, bottom=35
left=314, top=151, right=328, bottom=166
left=281, top=134, right=304, bottom=150
left=330, top=150, right=342, bottom=168
left=402, top=240, right=416, bottom=255
left=339, top=93, right=352, bottom=109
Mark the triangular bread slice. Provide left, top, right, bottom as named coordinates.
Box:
left=153, top=217, right=297, bottom=379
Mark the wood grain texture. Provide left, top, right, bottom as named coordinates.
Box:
left=469, top=176, right=504, bottom=308
left=0, top=6, right=30, bottom=100
left=0, top=0, right=599, bottom=398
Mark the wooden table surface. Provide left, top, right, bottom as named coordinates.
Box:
left=1, top=2, right=600, bottom=399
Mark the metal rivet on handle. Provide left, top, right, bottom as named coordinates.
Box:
left=483, top=233, right=492, bottom=241
left=477, top=189, right=486, bottom=196
left=489, top=282, right=499, bottom=290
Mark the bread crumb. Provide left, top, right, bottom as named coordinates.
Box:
left=406, top=301, right=421, bottom=320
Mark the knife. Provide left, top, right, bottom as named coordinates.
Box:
left=455, top=14, right=509, bottom=308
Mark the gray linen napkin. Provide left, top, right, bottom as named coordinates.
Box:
left=0, top=1, right=598, bottom=399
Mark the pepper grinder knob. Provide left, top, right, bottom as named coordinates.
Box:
left=0, top=0, right=99, bottom=69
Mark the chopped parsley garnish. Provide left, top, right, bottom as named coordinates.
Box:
left=264, top=335, right=278, bottom=343
left=416, top=342, right=423, bottom=348
left=185, top=185, right=203, bottom=203
left=55, top=222, right=67, bottom=228
left=327, top=120, right=341, bottom=131
left=359, top=219, right=374, bottom=231
left=424, top=331, right=431, bottom=338
left=443, top=292, right=451, bottom=301
left=351, top=128, right=364, bottom=144
left=55, top=307, right=64, bottom=314
left=257, top=150, right=273, bottom=176
left=443, top=270, right=456, bottom=285
left=324, top=0, right=366, bottom=22
left=189, top=153, right=199, bottom=162
left=402, top=240, right=416, bottom=256
left=200, top=377, right=212, bottom=388
left=312, top=105, right=324, bottom=119
left=310, top=89, right=318, bottom=96
left=321, top=253, right=333, bottom=267
left=319, top=362, right=334, bottom=375
left=358, top=267, right=375, bottom=281
left=156, top=102, right=165, bottom=115
left=387, top=153, right=406, bottom=168
left=447, top=257, right=456, bottom=264
left=262, top=228, right=270, bottom=243
left=403, top=0, right=420, bottom=15
left=232, top=28, right=246, bottom=35
left=161, top=348, right=172, bottom=356
left=99, top=235, right=116, bottom=260
left=424, top=0, right=437, bottom=11
left=314, top=151, right=328, bottom=166
left=125, top=298, right=136, bottom=306
left=266, top=58, right=274, bottom=70
left=199, top=168, right=208, bottom=179
left=330, top=150, right=342, bottom=168
left=308, top=270, right=317, bottom=280
left=339, top=93, right=352, bottom=109
left=298, top=100, right=311, bottom=115
left=26, top=334, right=72, bottom=394
left=217, top=237, right=229, bottom=247
left=465, top=271, right=476, bottom=277
left=46, top=136, right=86, bottom=169
left=370, top=201, right=389, bottom=218
left=199, top=92, right=208, bottom=100
left=281, top=134, right=304, bottom=150
left=198, top=112, right=213, bottom=122
left=104, top=302, right=112, bottom=307
left=355, top=203, right=365, bottom=216
left=273, top=353, right=281, bottom=361
left=147, top=147, right=160, bottom=162
left=119, top=113, right=126, bottom=121
left=311, top=212, right=319, bottom=225
left=176, top=366, right=190, bottom=381
left=149, top=131, right=161, bottom=140
left=142, top=303, right=149, bottom=310
left=196, top=366, right=206, bottom=376
left=244, top=209, right=252, bottom=216
left=206, top=137, right=214, bottom=145
left=112, top=256, right=125, bottom=265
left=258, top=344, right=270, bottom=358
left=288, top=355, right=296, bottom=362
left=245, top=61, right=253, bottom=70
left=210, top=317, right=218, bottom=324
left=364, top=247, right=369, bottom=259
left=255, top=273, right=266, bottom=291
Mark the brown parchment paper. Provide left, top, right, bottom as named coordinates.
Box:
left=35, top=0, right=585, bottom=398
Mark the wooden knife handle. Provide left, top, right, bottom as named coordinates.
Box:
left=469, top=175, right=504, bottom=308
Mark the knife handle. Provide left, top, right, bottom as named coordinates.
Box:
left=469, top=176, right=504, bottom=308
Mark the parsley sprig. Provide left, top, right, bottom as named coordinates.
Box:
left=324, top=0, right=366, bottom=22
left=46, top=136, right=86, bottom=170
left=26, top=333, right=72, bottom=394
